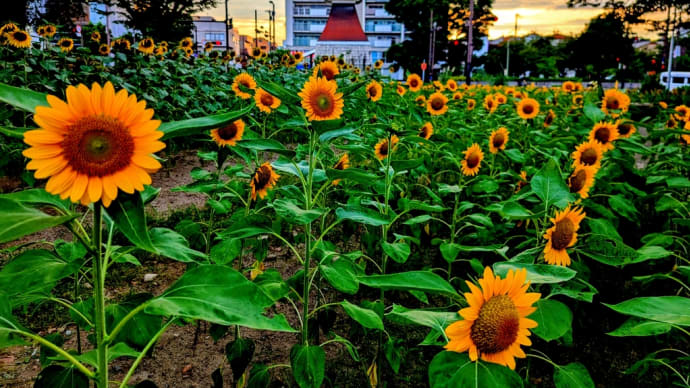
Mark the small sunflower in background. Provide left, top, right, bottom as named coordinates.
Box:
left=396, top=85, right=406, bottom=97
left=112, top=38, right=131, bottom=52
left=313, top=61, right=339, bottom=80
left=589, top=122, right=619, bottom=151
left=515, top=170, right=528, bottom=193
left=36, top=26, right=46, bottom=37
left=407, top=73, right=422, bottom=92
left=427, top=92, right=448, bottom=116
left=298, top=76, right=344, bottom=121
left=374, top=59, right=383, bottom=69
left=415, top=95, right=426, bottom=106
left=251, top=47, right=262, bottom=58
left=1, top=23, right=18, bottom=36
left=446, top=79, right=458, bottom=91
left=615, top=120, right=636, bottom=139
left=43, top=25, right=57, bottom=38
left=293, top=51, right=303, bottom=62
left=250, top=162, right=279, bottom=201
left=494, top=93, right=507, bottom=105
left=57, top=38, right=74, bottom=52
left=467, top=99, right=476, bottom=110
left=138, top=37, right=155, bottom=54
left=332, top=154, right=350, bottom=186
left=231, top=73, right=257, bottom=100
left=673, top=105, right=689, bottom=122
left=444, top=267, right=540, bottom=370
left=7, top=30, right=31, bottom=49
left=543, top=109, right=556, bottom=127
left=601, top=89, right=630, bottom=117
left=483, top=95, right=497, bottom=114
left=366, top=80, right=382, bottom=102
left=572, top=94, right=583, bottom=106
left=183, top=47, right=193, bottom=58
left=98, top=43, right=110, bottom=55
left=489, top=127, right=509, bottom=154
left=572, top=140, right=604, bottom=169
left=337, top=57, right=346, bottom=67
left=659, top=101, right=668, bottom=109
left=419, top=122, right=433, bottom=140
left=543, top=206, right=586, bottom=266
left=179, top=37, right=193, bottom=48
left=516, top=98, right=539, bottom=119
left=23, top=82, right=165, bottom=207
left=452, top=92, right=462, bottom=100
left=568, top=165, right=597, bottom=199
left=204, top=41, right=213, bottom=53
left=562, top=80, right=575, bottom=92
left=374, top=135, right=399, bottom=160
left=154, top=45, right=167, bottom=56
left=211, top=119, right=245, bottom=147
left=90, top=31, right=101, bottom=43
left=461, top=143, right=484, bottom=176
left=255, top=89, right=281, bottom=113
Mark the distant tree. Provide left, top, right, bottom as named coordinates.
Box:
left=43, top=0, right=88, bottom=30
left=483, top=37, right=568, bottom=78
left=116, top=0, right=218, bottom=42
left=4, top=0, right=30, bottom=26
left=385, top=0, right=495, bottom=77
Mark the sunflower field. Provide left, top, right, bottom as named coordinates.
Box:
left=1, top=24, right=690, bottom=388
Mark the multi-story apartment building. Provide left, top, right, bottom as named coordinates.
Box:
left=284, top=0, right=407, bottom=67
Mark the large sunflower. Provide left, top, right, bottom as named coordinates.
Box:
left=445, top=266, right=540, bottom=370
left=23, top=82, right=165, bottom=207
left=419, top=122, right=433, bottom=140
left=571, top=140, right=604, bottom=169
left=568, top=165, right=597, bottom=199
left=366, top=80, right=383, bottom=102
left=250, top=162, right=279, bottom=200
left=543, top=206, right=586, bottom=266
left=589, top=122, right=619, bottom=151
left=615, top=120, right=636, bottom=139
left=601, top=89, right=630, bottom=117
left=516, top=98, right=539, bottom=119
left=298, top=76, right=344, bottom=121
left=138, top=38, right=155, bottom=54
left=57, top=38, right=74, bottom=53
left=461, top=143, right=484, bottom=176
left=407, top=74, right=422, bottom=92
left=427, top=92, right=449, bottom=116
left=374, top=135, right=399, bottom=160
left=332, top=153, right=350, bottom=186
left=489, top=127, right=509, bottom=154
left=543, top=109, right=556, bottom=127
left=255, top=89, right=281, bottom=113
left=483, top=95, right=497, bottom=114
left=7, top=30, right=31, bottom=49
left=210, top=119, right=245, bottom=147
left=232, top=73, right=257, bottom=100
left=313, top=61, right=339, bottom=80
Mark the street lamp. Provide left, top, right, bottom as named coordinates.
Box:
left=224, top=0, right=230, bottom=52
left=505, top=13, right=519, bottom=77
left=269, top=1, right=275, bottom=50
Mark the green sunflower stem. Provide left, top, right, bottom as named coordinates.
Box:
left=302, top=129, right=316, bottom=346
left=92, top=203, right=108, bottom=388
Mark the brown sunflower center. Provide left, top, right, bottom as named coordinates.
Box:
left=487, top=100, right=494, bottom=109
left=492, top=133, right=506, bottom=148
left=13, top=31, right=28, bottom=41
left=142, top=40, right=152, bottom=48
left=575, top=96, right=583, bottom=104
left=62, top=115, right=134, bottom=177
left=468, top=101, right=475, bottom=108
left=470, top=295, right=520, bottom=355
left=420, top=126, right=430, bottom=138
left=410, top=79, right=418, bottom=88
left=522, top=104, right=534, bottom=115
left=551, top=217, right=575, bottom=250
left=260, top=93, right=274, bottom=107
left=379, top=141, right=389, bottom=156
left=218, top=123, right=239, bottom=140
left=253, top=165, right=272, bottom=189
left=545, top=114, right=554, bottom=125
left=466, top=152, right=480, bottom=168
left=315, top=94, right=332, bottom=113
left=606, top=96, right=619, bottom=110
left=431, top=98, right=444, bottom=111
left=368, top=86, right=378, bottom=97
left=61, top=40, right=71, bottom=47
left=594, top=127, right=611, bottom=143
left=569, top=169, right=587, bottom=192
left=617, top=123, right=632, bottom=135
left=580, top=147, right=598, bottom=165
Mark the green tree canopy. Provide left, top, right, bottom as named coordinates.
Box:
left=116, top=0, right=218, bottom=42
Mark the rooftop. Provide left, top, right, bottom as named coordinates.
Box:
left=318, top=3, right=368, bottom=42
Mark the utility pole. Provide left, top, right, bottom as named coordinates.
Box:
left=427, top=10, right=433, bottom=82
left=506, top=13, right=518, bottom=77
left=225, top=0, right=230, bottom=52
left=269, top=1, right=275, bottom=50
left=266, top=10, right=272, bottom=51
left=666, top=5, right=677, bottom=89
left=255, top=10, right=258, bottom=49
left=464, top=0, right=474, bottom=84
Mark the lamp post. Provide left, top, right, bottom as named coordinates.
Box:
left=225, top=0, right=230, bottom=52
left=269, top=0, right=275, bottom=50
left=266, top=10, right=272, bottom=51
left=464, top=0, right=474, bottom=84
left=505, top=13, right=519, bottom=77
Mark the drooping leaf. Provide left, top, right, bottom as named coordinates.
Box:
left=0, top=198, right=76, bottom=244
left=336, top=205, right=391, bottom=226
left=272, top=199, right=324, bottom=225
left=382, top=241, right=411, bottom=264
left=34, top=365, right=89, bottom=388
left=493, top=263, right=576, bottom=284
left=0, top=82, right=49, bottom=113
left=532, top=299, right=573, bottom=341
left=530, top=158, right=574, bottom=210
left=358, top=271, right=458, bottom=296
left=604, top=296, right=690, bottom=326
left=290, top=344, right=325, bottom=388
left=226, top=338, right=255, bottom=381
left=320, top=255, right=359, bottom=294
left=150, top=227, right=206, bottom=262
left=106, top=192, right=156, bottom=252
left=428, top=351, right=524, bottom=388
left=553, top=362, right=595, bottom=388
left=341, top=300, right=383, bottom=330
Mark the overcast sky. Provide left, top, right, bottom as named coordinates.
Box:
left=201, top=0, right=625, bottom=43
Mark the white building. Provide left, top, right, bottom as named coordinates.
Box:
left=192, top=16, right=240, bottom=52
left=284, top=0, right=407, bottom=66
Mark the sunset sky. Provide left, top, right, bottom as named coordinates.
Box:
left=202, top=0, right=625, bottom=43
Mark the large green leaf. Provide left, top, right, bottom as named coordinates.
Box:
left=272, top=199, right=324, bottom=225
left=34, top=365, right=89, bottom=388
left=341, top=300, right=383, bottom=330
left=319, top=255, right=359, bottom=294
left=0, top=298, right=28, bottom=347
left=150, top=227, right=206, bottom=262
left=290, top=344, right=325, bottom=388
left=358, top=271, right=458, bottom=296
left=106, top=294, right=163, bottom=348
left=226, top=338, right=255, bottom=381
left=326, top=168, right=378, bottom=185
left=579, top=235, right=638, bottom=266
left=607, top=318, right=673, bottom=337
left=0, top=82, right=49, bottom=113
left=493, top=263, right=576, bottom=284
left=0, top=198, right=76, bottom=244
left=336, top=205, right=391, bottom=226
left=604, top=296, right=690, bottom=326
left=530, top=158, right=574, bottom=210
left=0, top=189, right=71, bottom=212
left=0, top=250, right=79, bottom=307
left=382, top=241, right=411, bottom=264
left=386, top=305, right=459, bottom=339
left=146, top=265, right=295, bottom=332
left=428, top=351, right=524, bottom=388
left=532, top=299, right=572, bottom=341
left=159, top=104, right=254, bottom=139
left=553, top=362, right=595, bottom=388
left=105, top=192, right=156, bottom=252
left=76, top=342, right=140, bottom=367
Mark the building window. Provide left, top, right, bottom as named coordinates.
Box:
left=295, top=6, right=310, bottom=15
left=205, top=33, right=225, bottom=44
left=294, top=35, right=313, bottom=46
left=294, top=19, right=326, bottom=31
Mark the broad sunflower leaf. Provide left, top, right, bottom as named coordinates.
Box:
left=553, top=362, right=595, bottom=388
left=358, top=271, right=458, bottom=296
left=493, top=263, right=576, bottom=284
left=0, top=188, right=71, bottom=212
left=34, top=365, right=89, bottom=388
left=149, top=227, right=206, bottom=263
left=319, top=255, right=360, bottom=295
left=607, top=318, right=673, bottom=337
left=0, top=82, right=49, bottom=113
left=105, top=192, right=156, bottom=253
left=0, top=198, right=77, bottom=244
left=336, top=205, right=391, bottom=226
left=290, top=344, right=325, bottom=388
left=530, top=158, right=574, bottom=210
left=159, top=104, right=254, bottom=139
left=428, top=351, right=524, bottom=388
left=272, top=199, right=324, bottom=225
left=531, top=299, right=573, bottom=341
left=604, top=296, right=690, bottom=326
left=238, top=139, right=296, bottom=157
left=341, top=300, right=383, bottom=330
left=382, top=241, right=411, bottom=264
left=386, top=305, right=459, bottom=340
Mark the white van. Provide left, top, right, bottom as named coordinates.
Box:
left=660, top=71, right=690, bottom=90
